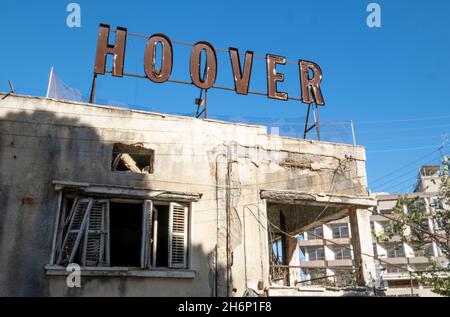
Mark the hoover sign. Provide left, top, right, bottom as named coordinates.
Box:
left=90, top=24, right=325, bottom=106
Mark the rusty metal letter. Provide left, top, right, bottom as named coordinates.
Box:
left=229, top=48, right=254, bottom=95
left=190, top=42, right=217, bottom=89
left=94, top=24, right=127, bottom=77
left=266, top=54, right=288, bottom=101
left=144, top=34, right=173, bottom=83
left=299, top=60, right=325, bottom=105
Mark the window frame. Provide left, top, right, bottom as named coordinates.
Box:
left=333, top=246, right=352, bottom=260
left=384, top=243, right=405, bottom=258
left=306, top=226, right=323, bottom=240
left=331, top=224, right=350, bottom=239
left=51, top=194, right=192, bottom=271
left=307, top=246, right=325, bottom=261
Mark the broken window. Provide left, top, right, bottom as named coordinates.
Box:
left=111, top=143, right=154, bottom=173
left=54, top=195, right=189, bottom=269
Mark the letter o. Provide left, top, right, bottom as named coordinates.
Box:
left=189, top=42, right=217, bottom=89
left=144, top=34, right=173, bottom=83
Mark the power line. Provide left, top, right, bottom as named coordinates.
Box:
left=378, top=213, right=450, bottom=242
left=357, top=124, right=450, bottom=134
left=373, top=153, right=444, bottom=192
left=366, top=145, right=445, bottom=154
left=376, top=155, right=448, bottom=193
left=2, top=104, right=449, bottom=136
left=363, top=135, right=445, bottom=144
left=0, top=138, right=370, bottom=192
left=369, top=147, right=445, bottom=186
left=1, top=130, right=446, bottom=194
left=354, top=115, right=450, bottom=125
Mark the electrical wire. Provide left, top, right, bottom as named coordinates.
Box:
left=369, top=147, right=446, bottom=186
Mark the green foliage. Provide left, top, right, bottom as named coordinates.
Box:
left=376, top=161, right=450, bottom=296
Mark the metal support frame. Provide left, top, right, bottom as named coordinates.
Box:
left=303, top=102, right=321, bottom=141
left=8, top=80, right=15, bottom=95
left=195, top=88, right=208, bottom=119
left=89, top=73, right=98, bottom=104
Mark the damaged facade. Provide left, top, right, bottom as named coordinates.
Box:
left=0, top=94, right=376, bottom=296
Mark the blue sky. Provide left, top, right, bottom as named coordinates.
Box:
left=1, top=0, right=449, bottom=193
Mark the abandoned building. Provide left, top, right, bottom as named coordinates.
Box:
left=0, top=93, right=377, bottom=296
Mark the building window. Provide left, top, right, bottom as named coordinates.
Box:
left=306, top=226, right=323, bottom=239
left=384, top=243, right=405, bottom=258
left=301, top=268, right=326, bottom=282
left=333, top=246, right=352, bottom=260
left=331, top=224, right=350, bottom=239
left=406, top=199, right=426, bottom=214
left=112, top=143, right=154, bottom=173
left=414, top=243, right=435, bottom=257
left=386, top=266, right=408, bottom=273
left=271, top=239, right=284, bottom=265
left=411, top=263, right=433, bottom=272
left=432, top=198, right=444, bottom=209
left=306, top=247, right=325, bottom=261
left=388, top=280, right=419, bottom=288
left=54, top=195, right=189, bottom=269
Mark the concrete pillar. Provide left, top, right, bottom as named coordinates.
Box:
left=215, top=153, right=228, bottom=297
left=323, top=224, right=332, bottom=240
left=286, top=236, right=300, bottom=286
left=324, top=245, right=334, bottom=261
left=349, top=208, right=377, bottom=287
left=404, top=242, right=414, bottom=258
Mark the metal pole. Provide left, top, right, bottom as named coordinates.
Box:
left=204, top=89, right=208, bottom=119
left=303, top=103, right=311, bottom=139
left=226, top=154, right=233, bottom=296
left=350, top=120, right=357, bottom=146
left=313, top=104, right=321, bottom=141
left=89, top=73, right=98, bottom=104
left=46, top=66, right=54, bottom=98
left=8, top=80, right=15, bottom=95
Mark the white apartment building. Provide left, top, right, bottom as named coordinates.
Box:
left=296, top=165, right=449, bottom=295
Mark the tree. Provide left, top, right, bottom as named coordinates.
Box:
left=378, top=160, right=450, bottom=296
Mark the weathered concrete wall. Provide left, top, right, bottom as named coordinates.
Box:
left=0, top=94, right=369, bottom=296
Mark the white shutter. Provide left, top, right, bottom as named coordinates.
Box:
left=168, top=202, right=188, bottom=268
left=57, top=198, right=93, bottom=265
left=82, top=200, right=109, bottom=266
left=141, top=200, right=153, bottom=268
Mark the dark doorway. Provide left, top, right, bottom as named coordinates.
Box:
left=109, top=202, right=142, bottom=267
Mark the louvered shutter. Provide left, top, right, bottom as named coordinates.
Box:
left=82, top=200, right=109, bottom=266
left=57, top=198, right=93, bottom=265
left=168, top=202, right=188, bottom=268
left=141, top=200, right=153, bottom=268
